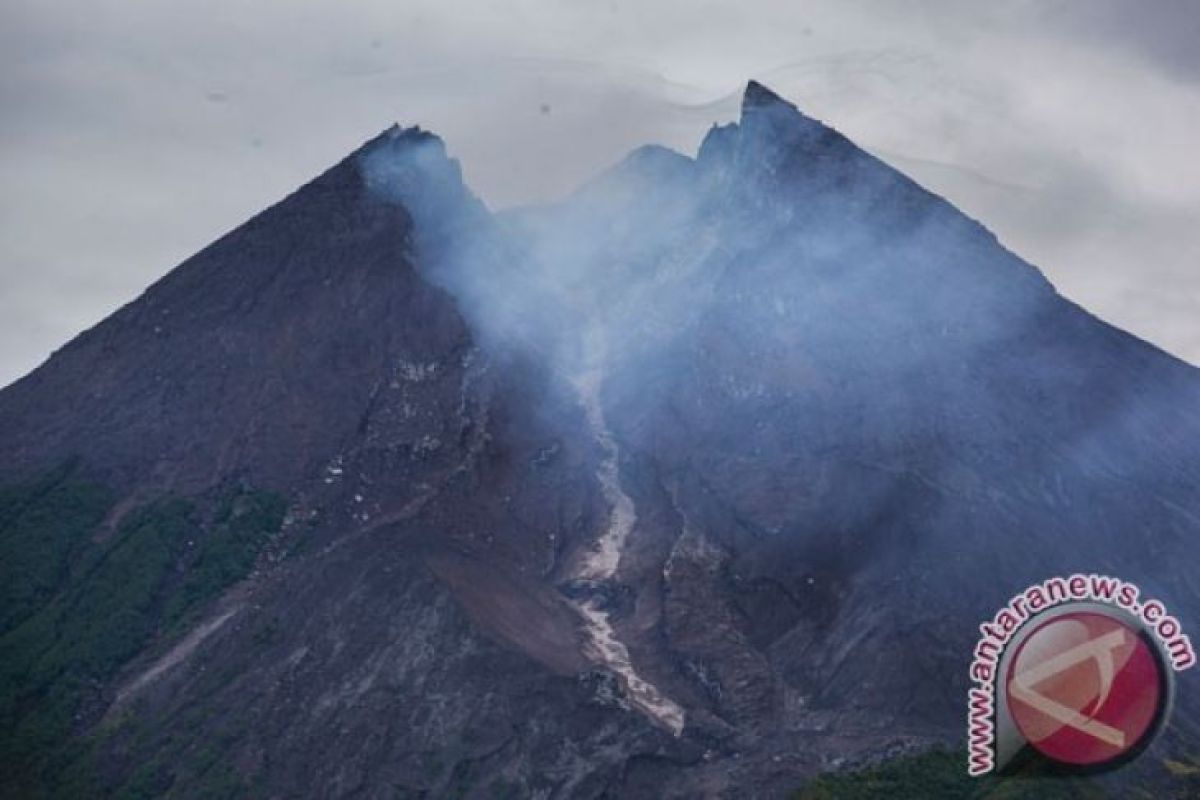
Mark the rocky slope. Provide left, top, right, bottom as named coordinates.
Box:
left=1, top=83, right=1198, bottom=798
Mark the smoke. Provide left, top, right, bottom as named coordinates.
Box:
left=353, top=81, right=1200, bottom=628
left=356, top=83, right=1067, bottom=447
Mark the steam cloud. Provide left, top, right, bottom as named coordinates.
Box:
left=356, top=81, right=1200, bottom=622
left=357, top=85, right=1058, bottom=447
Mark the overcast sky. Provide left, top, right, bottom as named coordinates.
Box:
left=1, top=0, right=1198, bottom=387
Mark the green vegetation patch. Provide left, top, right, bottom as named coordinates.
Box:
left=0, top=469, right=285, bottom=799
left=794, top=749, right=1113, bottom=800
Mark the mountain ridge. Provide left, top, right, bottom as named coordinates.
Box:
left=1, top=81, right=1198, bottom=798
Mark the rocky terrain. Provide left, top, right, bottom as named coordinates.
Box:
left=1, top=82, right=1198, bottom=798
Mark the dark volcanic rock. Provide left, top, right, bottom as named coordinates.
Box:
left=1, top=83, right=1198, bottom=799
left=0, top=127, right=471, bottom=498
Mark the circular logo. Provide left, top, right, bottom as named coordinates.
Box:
left=1004, top=610, right=1168, bottom=768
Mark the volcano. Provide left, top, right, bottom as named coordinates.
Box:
left=1, top=82, right=1198, bottom=798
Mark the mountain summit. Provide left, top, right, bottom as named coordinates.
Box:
left=1, top=82, right=1198, bottom=798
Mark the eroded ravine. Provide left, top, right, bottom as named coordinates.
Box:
left=568, top=367, right=686, bottom=736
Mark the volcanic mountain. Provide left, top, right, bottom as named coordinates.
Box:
left=1, top=82, right=1197, bottom=798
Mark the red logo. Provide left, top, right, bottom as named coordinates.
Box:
left=1005, top=610, right=1167, bottom=767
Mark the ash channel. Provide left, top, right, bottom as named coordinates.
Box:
left=568, top=366, right=685, bottom=736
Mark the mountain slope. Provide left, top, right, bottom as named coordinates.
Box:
left=0, top=83, right=1197, bottom=799
left=0, top=128, right=472, bottom=497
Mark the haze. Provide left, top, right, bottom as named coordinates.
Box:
left=1, top=0, right=1198, bottom=386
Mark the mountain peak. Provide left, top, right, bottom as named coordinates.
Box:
left=694, top=80, right=833, bottom=171
left=739, top=79, right=826, bottom=134
left=741, top=79, right=793, bottom=113
left=356, top=124, right=477, bottom=225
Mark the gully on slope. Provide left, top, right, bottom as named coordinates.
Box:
left=565, top=366, right=686, bottom=735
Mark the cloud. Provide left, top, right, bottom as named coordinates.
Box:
left=1039, top=0, right=1200, bottom=82
left=0, top=0, right=1197, bottom=388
